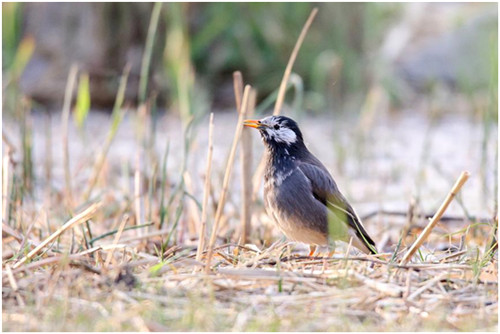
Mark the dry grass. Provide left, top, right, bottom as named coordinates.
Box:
left=2, top=234, right=497, bottom=331
left=2, top=94, right=497, bottom=331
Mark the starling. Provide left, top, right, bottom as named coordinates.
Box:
left=244, top=116, right=377, bottom=254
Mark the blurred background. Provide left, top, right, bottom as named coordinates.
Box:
left=2, top=4, right=498, bottom=330
left=2, top=2, right=498, bottom=246
left=3, top=2, right=497, bottom=113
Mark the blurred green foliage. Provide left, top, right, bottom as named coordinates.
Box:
left=164, top=2, right=208, bottom=122
left=188, top=2, right=402, bottom=111
left=1, top=3, right=497, bottom=116
left=2, top=2, right=24, bottom=71
left=74, top=73, right=91, bottom=130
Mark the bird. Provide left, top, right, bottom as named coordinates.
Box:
left=244, top=115, right=377, bottom=255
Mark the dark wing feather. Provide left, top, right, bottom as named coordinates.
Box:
left=298, top=162, right=377, bottom=254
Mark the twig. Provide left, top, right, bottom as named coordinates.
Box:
left=205, top=85, right=251, bottom=273
left=6, top=245, right=115, bottom=275
left=438, top=250, right=468, bottom=262
left=104, top=214, right=129, bottom=268
left=407, top=272, right=448, bottom=301
left=361, top=209, right=491, bottom=224
left=403, top=268, right=413, bottom=299
left=61, top=64, right=79, bottom=208
left=89, top=222, right=153, bottom=245
left=12, top=202, right=101, bottom=269
left=400, top=171, right=470, bottom=265
left=352, top=271, right=404, bottom=298
left=252, top=7, right=318, bottom=198
left=5, top=264, right=25, bottom=307
left=196, top=113, right=214, bottom=262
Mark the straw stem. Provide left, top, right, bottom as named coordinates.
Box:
left=196, top=113, right=215, bottom=262
left=205, top=85, right=251, bottom=272
left=400, top=171, right=470, bottom=265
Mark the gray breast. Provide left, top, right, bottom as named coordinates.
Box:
left=264, top=167, right=329, bottom=245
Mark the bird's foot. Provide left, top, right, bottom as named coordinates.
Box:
left=313, top=245, right=331, bottom=258
left=308, top=245, right=317, bottom=257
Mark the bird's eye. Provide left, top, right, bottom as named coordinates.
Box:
left=274, top=124, right=280, bottom=130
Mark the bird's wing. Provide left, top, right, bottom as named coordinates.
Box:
left=298, top=162, right=377, bottom=254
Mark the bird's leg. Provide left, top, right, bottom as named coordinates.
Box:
left=326, top=238, right=337, bottom=257
left=308, top=244, right=317, bottom=257
left=316, top=245, right=331, bottom=257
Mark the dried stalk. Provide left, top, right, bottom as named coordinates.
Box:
left=134, top=152, right=144, bottom=232
left=119, top=229, right=171, bottom=244
left=139, top=2, right=162, bottom=104
left=5, top=264, right=25, bottom=307
left=240, top=89, right=256, bottom=245
left=205, top=85, right=251, bottom=272
left=361, top=209, right=491, bottom=224
left=44, top=112, right=53, bottom=207
left=400, top=171, right=470, bottom=265
left=183, top=170, right=200, bottom=238
left=61, top=64, right=79, bottom=207
left=2, top=148, right=11, bottom=224
left=232, top=71, right=253, bottom=245
left=352, top=271, right=404, bottom=298
left=407, top=272, right=448, bottom=301
left=13, top=202, right=101, bottom=269
left=83, top=64, right=130, bottom=200
left=21, top=98, right=34, bottom=193
left=273, top=7, right=317, bottom=116
left=233, top=71, right=244, bottom=111
left=196, top=113, right=215, bottom=262
left=2, top=130, right=16, bottom=154
left=104, top=214, right=129, bottom=268
left=7, top=244, right=124, bottom=275
left=2, top=222, right=23, bottom=242
left=252, top=8, right=318, bottom=197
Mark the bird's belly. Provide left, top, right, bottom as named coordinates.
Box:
left=279, top=220, right=328, bottom=245
left=264, top=181, right=327, bottom=246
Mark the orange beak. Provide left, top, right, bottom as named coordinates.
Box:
left=243, top=119, right=261, bottom=129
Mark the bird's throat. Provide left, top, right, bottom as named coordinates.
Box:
left=264, top=146, right=296, bottom=182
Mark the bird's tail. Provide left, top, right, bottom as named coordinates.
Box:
left=348, top=218, right=377, bottom=254
left=349, top=229, right=377, bottom=254
left=327, top=200, right=377, bottom=254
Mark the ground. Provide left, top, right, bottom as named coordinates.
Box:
left=2, top=103, right=498, bottom=331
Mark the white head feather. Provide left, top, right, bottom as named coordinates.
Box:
left=260, top=116, right=297, bottom=145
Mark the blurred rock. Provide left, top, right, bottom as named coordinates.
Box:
left=383, top=3, right=497, bottom=93
left=19, top=3, right=155, bottom=109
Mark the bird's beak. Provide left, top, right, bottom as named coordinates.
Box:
left=243, top=119, right=261, bottom=129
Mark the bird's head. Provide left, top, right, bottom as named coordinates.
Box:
left=243, top=116, right=304, bottom=149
